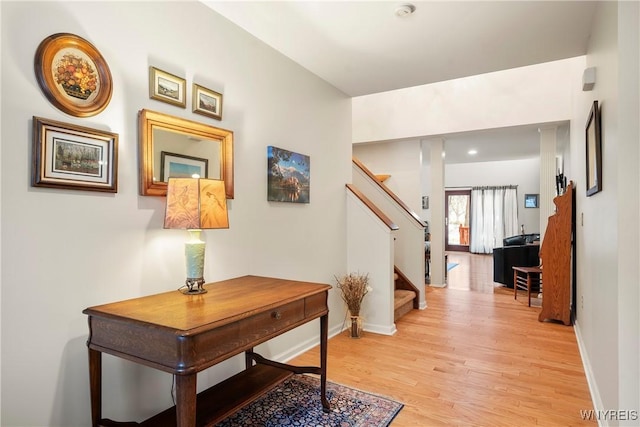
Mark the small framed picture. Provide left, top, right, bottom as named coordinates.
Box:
left=267, top=146, right=310, bottom=204
left=524, top=194, right=539, bottom=208
left=192, top=83, right=223, bottom=120
left=32, top=116, right=118, bottom=192
left=160, top=151, right=209, bottom=181
left=585, top=100, right=602, bottom=196
left=422, top=196, right=429, bottom=209
left=149, top=67, right=186, bottom=108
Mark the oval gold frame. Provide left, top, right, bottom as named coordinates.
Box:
left=34, top=33, right=113, bottom=117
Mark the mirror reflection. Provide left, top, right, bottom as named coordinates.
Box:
left=138, top=109, right=233, bottom=198
left=153, top=129, right=221, bottom=183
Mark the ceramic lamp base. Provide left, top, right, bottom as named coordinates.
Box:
left=182, top=230, right=207, bottom=295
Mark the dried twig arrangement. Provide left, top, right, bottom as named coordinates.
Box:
left=335, top=273, right=371, bottom=316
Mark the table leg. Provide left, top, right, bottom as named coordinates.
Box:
left=175, top=374, right=197, bottom=427
left=245, top=347, right=254, bottom=369
left=320, top=313, right=330, bottom=412
left=88, top=348, right=102, bottom=427
left=445, top=254, right=449, bottom=279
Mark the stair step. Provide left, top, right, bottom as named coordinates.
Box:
left=394, top=289, right=415, bottom=309
left=394, top=289, right=416, bottom=321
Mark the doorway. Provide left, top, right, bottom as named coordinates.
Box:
left=445, top=189, right=471, bottom=252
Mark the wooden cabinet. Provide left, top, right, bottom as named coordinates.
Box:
left=539, top=182, right=574, bottom=325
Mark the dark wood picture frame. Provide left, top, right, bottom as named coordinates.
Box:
left=160, top=151, right=209, bottom=181
left=32, top=116, right=118, bottom=192
left=34, top=33, right=113, bottom=117
left=585, top=100, right=602, bottom=197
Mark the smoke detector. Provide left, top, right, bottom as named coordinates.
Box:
left=395, top=4, right=416, bottom=17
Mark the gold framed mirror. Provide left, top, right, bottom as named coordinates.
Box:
left=138, top=109, right=234, bottom=198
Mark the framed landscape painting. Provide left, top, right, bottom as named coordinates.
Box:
left=149, top=67, right=186, bottom=108
left=192, top=83, right=223, bottom=120
left=32, top=116, right=118, bottom=192
left=160, top=151, right=208, bottom=181
left=267, top=146, right=310, bottom=203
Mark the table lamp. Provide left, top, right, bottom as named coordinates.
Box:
left=164, top=177, right=229, bottom=294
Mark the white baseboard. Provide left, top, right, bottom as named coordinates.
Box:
left=275, top=323, right=344, bottom=363
left=363, top=321, right=397, bottom=336
left=574, top=320, right=605, bottom=427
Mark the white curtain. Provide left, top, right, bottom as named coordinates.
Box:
left=470, top=186, right=519, bottom=254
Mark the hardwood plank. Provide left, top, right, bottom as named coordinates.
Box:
left=290, top=253, right=595, bottom=426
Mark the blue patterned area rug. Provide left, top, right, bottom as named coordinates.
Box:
left=215, top=374, right=403, bottom=427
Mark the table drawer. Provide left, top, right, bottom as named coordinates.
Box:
left=190, top=300, right=305, bottom=368
left=240, top=299, right=305, bottom=337
left=305, top=292, right=328, bottom=317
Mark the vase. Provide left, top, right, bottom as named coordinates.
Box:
left=349, top=315, right=362, bottom=338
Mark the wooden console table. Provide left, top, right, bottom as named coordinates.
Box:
left=83, top=275, right=331, bottom=426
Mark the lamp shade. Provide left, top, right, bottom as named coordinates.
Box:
left=164, top=178, right=229, bottom=230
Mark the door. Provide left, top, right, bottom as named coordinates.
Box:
left=445, top=189, right=471, bottom=252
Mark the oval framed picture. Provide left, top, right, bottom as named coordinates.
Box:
left=34, top=33, right=113, bottom=117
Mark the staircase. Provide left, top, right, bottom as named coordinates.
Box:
left=393, top=267, right=419, bottom=321
left=352, top=158, right=427, bottom=312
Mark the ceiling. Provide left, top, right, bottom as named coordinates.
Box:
left=430, top=121, right=569, bottom=165
left=204, top=1, right=596, bottom=163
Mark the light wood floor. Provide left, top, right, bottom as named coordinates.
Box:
left=290, top=252, right=595, bottom=426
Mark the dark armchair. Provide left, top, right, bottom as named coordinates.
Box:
left=493, top=234, right=540, bottom=287
left=502, top=233, right=540, bottom=246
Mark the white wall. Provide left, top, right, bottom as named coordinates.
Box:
left=352, top=57, right=581, bottom=143
left=615, top=1, right=640, bottom=418
left=571, top=0, right=619, bottom=415
left=427, top=139, right=446, bottom=286
left=353, top=139, right=423, bottom=214
left=346, top=191, right=396, bottom=335
left=571, top=2, right=640, bottom=423
left=1, top=2, right=351, bottom=426
left=444, top=158, right=541, bottom=236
